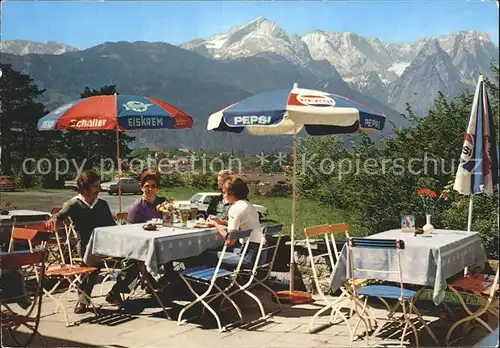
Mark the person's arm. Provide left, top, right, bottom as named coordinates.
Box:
left=206, top=196, right=220, bottom=216
left=212, top=222, right=227, bottom=240
left=101, top=201, right=117, bottom=227
left=45, top=200, right=73, bottom=230
left=207, top=216, right=228, bottom=227
left=127, top=201, right=142, bottom=224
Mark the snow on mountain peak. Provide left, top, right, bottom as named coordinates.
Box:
left=178, top=18, right=497, bottom=110
left=182, top=16, right=311, bottom=64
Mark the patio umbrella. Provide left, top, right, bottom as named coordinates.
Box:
left=207, top=83, right=386, bottom=302
left=38, top=94, right=193, bottom=211
left=453, top=75, right=499, bottom=231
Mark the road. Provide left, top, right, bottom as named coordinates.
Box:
left=0, top=189, right=143, bottom=214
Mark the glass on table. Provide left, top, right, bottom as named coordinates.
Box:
left=179, top=205, right=190, bottom=226
left=190, top=204, right=198, bottom=221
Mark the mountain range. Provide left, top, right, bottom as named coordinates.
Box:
left=181, top=17, right=498, bottom=115
left=1, top=17, right=497, bottom=152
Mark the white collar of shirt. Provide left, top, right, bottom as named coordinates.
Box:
left=75, top=194, right=99, bottom=209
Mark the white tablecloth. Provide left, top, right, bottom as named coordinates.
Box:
left=330, top=229, right=488, bottom=305
left=83, top=223, right=223, bottom=277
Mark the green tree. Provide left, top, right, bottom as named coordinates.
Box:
left=0, top=64, right=45, bottom=175
left=295, top=63, right=499, bottom=257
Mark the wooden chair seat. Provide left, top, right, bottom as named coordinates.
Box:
left=347, top=278, right=370, bottom=287
left=450, top=273, right=499, bottom=296
left=45, top=265, right=97, bottom=277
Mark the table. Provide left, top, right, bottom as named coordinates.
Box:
left=0, top=210, right=50, bottom=249
left=330, top=229, right=488, bottom=305
left=83, top=223, right=223, bottom=277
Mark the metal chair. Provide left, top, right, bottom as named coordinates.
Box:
left=1, top=249, right=45, bottom=347
left=177, top=229, right=252, bottom=332
left=216, top=224, right=284, bottom=321
left=304, top=223, right=354, bottom=336
left=446, top=267, right=499, bottom=346
left=346, top=238, right=438, bottom=347
left=43, top=220, right=99, bottom=326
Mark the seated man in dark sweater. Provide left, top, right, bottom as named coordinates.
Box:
left=47, top=170, right=116, bottom=313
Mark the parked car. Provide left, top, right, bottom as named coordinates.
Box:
left=174, top=192, right=268, bottom=220
left=100, top=178, right=142, bottom=195
left=0, top=176, right=16, bottom=191
left=64, top=179, right=78, bottom=190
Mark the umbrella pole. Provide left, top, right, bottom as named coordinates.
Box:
left=275, top=125, right=311, bottom=304
left=290, top=126, right=297, bottom=292
left=116, top=128, right=122, bottom=213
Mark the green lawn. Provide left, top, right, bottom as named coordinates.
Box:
left=159, top=186, right=360, bottom=239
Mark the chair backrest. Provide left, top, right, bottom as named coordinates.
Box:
left=225, top=229, right=252, bottom=241
left=8, top=227, right=51, bottom=253
left=211, top=229, right=253, bottom=279
left=59, top=217, right=81, bottom=266
left=0, top=249, right=45, bottom=270
left=10, top=215, right=51, bottom=248
left=114, top=211, right=128, bottom=225
left=0, top=250, right=46, bottom=307
left=238, top=224, right=283, bottom=287
left=347, top=237, right=405, bottom=298
left=304, top=223, right=350, bottom=296
left=260, top=224, right=283, bottom=267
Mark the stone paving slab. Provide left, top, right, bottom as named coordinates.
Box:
left=1, top=281, right=495, bottom=348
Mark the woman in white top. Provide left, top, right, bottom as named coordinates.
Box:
left=208, top=176, right=264, bottom=268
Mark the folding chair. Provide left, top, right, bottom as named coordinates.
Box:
left=445, top=267, right=499, bottom=345
left=177, top=229, right=252, bottom=332
left=1, top=249, right=46, bottom=347
left=346, top=238, right=438, bottom=348
left=43, top=222, right=99, bottom=326
left=304, top=223, right=354, bottom=336
left=61, top=217, right=81, bottom=265
left=8, top=216, right=57, bottom=256
left=217, top=224, right=284, bottom=321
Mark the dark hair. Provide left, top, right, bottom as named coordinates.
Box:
left=140, top=170, right=160, bottom=187
left=223, top=176, right=249, bottom=200
left=76, top=170, right=101, bottom=193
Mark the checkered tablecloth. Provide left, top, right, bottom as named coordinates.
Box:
left=330, top=229, right=488, bottom=305
left=83, top=223, right=223, bottom=277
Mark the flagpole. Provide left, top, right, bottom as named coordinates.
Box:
left=290, top=124, right=297, bottom=292
left=115, top=93, right=122, bottom=213
left=467, top=196, right=473, bottom=231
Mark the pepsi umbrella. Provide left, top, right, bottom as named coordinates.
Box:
left=453, top=75, right=499, bottom=231
left=38, top=94, right=193, bottom=210
left=207, top=83, right=386, bottom=300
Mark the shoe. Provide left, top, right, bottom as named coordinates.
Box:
left=105, top=293, right=122, bottom=306
left=74, top=303, right=87, bottom=314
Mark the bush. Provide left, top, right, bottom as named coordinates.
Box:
left=294, top=67, right=499, bottom=254
left=160, top=172, right=182, bottom=188
left=265, top=182, right=292, bottom=197
left=441, top=195, right=499, bottom=259
left=40, top=173, right=65, bottom=189
left=181, top=172, right=216, bottom=188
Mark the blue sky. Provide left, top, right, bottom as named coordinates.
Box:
left=1, top=1, right=498, bottom=49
